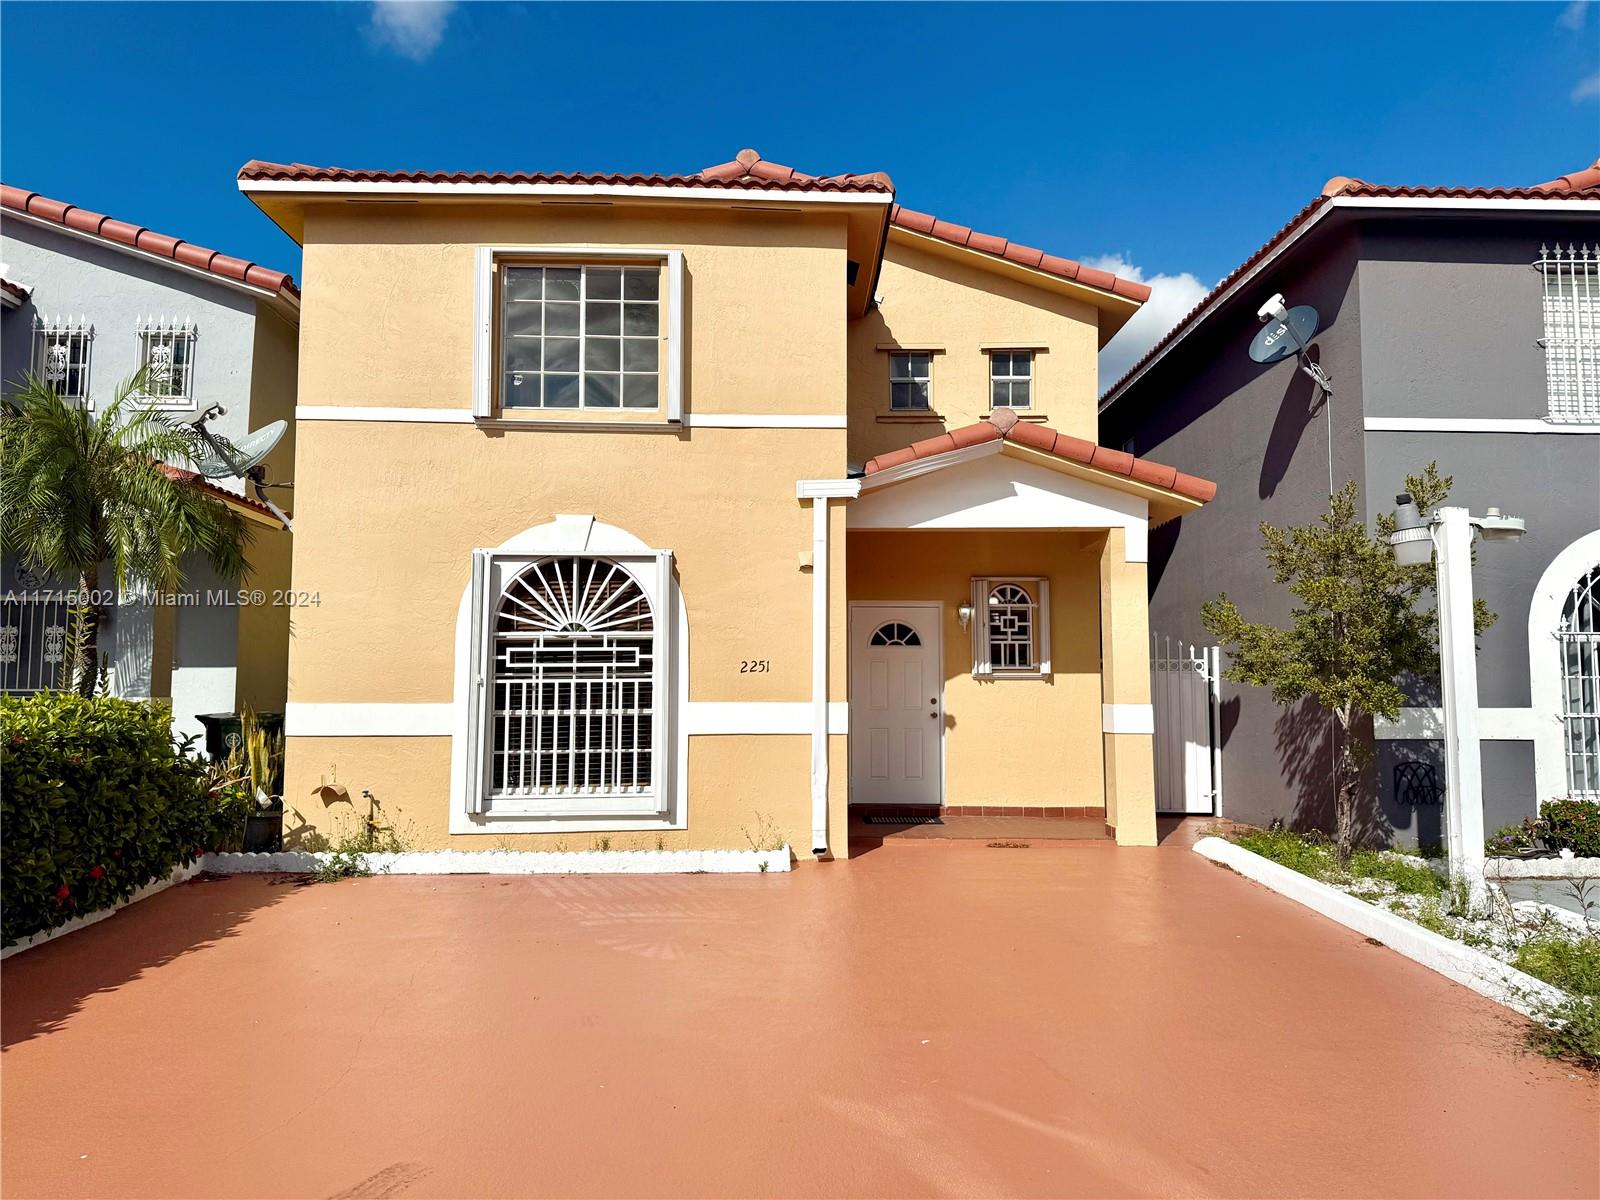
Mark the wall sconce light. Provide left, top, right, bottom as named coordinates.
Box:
left=956, top=601, right=974, bottom=630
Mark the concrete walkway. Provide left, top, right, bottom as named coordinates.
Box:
left=2, top=836, right=1595, bottom=1198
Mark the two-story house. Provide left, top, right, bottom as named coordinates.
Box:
left=1, top=185, right=299, bottom=739
left=1100, top=159, right=1600, bottom=845
left=240, top=149, right=1214, bottom=858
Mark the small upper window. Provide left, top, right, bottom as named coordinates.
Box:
left=499, top=264, right=661, bottom=411
left=889, top=352, right=932, bottom=411
left=869, top=621, right=922, bottom=647
left=1538, top=244, right=1599, bottom=422
left=990, top=351, right=1032, bottom=409
left=135, top=318, right=197, bottom=409
left=33, top=316, right=93, bottom=405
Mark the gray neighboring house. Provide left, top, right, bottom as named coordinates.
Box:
left=1, top=183, right=299, bottom=742
left=1100, top=158, right=1600, bottom=845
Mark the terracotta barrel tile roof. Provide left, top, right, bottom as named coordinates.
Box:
left=159, top=464, right=287, bottom=525
left=861, top=415, right=1216, bottom=504
left=0, top=183, right=299, bottom=301
left=1102, top=157, right=1600, bottom=404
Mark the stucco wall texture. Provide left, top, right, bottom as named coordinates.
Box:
left=284, top=195, right=1147, bottom=853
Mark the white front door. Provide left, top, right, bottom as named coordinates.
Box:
left=849, top=604, right=942, bottom=806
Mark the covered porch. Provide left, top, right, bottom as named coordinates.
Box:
left=816, top=410, right=1214, bottom=848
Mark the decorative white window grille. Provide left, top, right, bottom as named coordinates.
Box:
left=869, top=621, right=922, bottom=646
left=135, top=318, right=197, bottom=408
left=1538, top=244, right=1599, bottom=422
left=466, top=549, right=674, bottom=817
left=32, top=316, right=93, bottom=404
left=499, top=264, right=661, bottom=411
left=1559, top=564, right=1600, bottom=796
left=889, top=352, right=932, bottom=410
left=969, top=576, right=1050, bottom=678
left=989, top=351, right=1033, bottom=409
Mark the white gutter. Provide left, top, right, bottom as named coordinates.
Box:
left=796, top=478, right=861, bottom=855
left=1099, top=193, right=1600, bottom=413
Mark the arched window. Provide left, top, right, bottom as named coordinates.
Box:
left=491, top=556, right=656, bottom=799
left=988, top=583, right=1036, bottom=671
left=1560, top=565, right=1600, bottom=796
left=869, top=622, right=921, bottom=647
left=968, top=576, right=1051, bottom=678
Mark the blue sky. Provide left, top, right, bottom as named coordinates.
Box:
left=3, top=1, right=1596, bottom=378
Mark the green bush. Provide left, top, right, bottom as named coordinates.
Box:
left=0, top=692, right=235, bottom=946
left=1538, top=799, right=1600, bottom=858
left=1485, top=820, right=1539, bottom=857
left=1529, top=996, right=1600, bottom=1070
left=1348, top=849, right=1443, bottom=897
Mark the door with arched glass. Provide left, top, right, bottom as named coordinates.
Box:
left=848, top=604, right=942, bottom=805
left=1560, top=565, right=1600, bottom=797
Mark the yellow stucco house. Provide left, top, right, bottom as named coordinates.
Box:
left=238, top=149, right=1214, bottom=860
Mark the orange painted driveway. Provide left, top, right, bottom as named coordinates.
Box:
left=3, top=836, right=1596, bottom=1198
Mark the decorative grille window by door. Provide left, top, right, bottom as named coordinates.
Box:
left=32, top=316, right=93, bottom=404
left=968, top=577, right=1051, bottom=678
left=869, top=622, right=922, bottom=646
left=499, top=264, right=661, bottom=411
left=1560, top=564, right=1600, bottom=796
left=490, top=556, right=656, bottom=799
left=135, top=318, right=197, bottom=407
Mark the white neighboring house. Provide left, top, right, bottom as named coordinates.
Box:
left=1, top=183, right=298, bottom=742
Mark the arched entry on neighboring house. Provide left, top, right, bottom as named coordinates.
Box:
left=1529, top=529, right=1600, bottom=803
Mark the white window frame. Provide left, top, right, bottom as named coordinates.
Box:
left=473, top=247, right=683, bottom=423
left=465, top=547, right=674, bottom=817
left=1537, top=243, right=1599, bottom=423
left=969, top=576, right=1051, bottom=679
left=133, top=317, right=198, bottom=409
left=989, top=350, right=1033, bottom=410
left=888, top=351, right=932, bottom=411
left=32, top=315, right=93, bottom=406
left=1559, top=563, right=1600, bottom=797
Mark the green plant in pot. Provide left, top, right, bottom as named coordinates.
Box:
left=229, top=707, right=285, bottom=853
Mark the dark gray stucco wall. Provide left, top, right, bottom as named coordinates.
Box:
left=1105, top=207, right=1600, bottom=840
left=1102, top=226, right=1369, bottom=833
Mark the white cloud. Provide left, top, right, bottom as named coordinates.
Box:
left=1558, top=0, right=1589, bottom=30
left=1082, top=254, right=1212, bottom=393
left=367, top=1, right=457, bottom=61
left=1572, top=72, right=1600, bottom=102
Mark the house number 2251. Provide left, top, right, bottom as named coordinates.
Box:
left=739, top=660, right=772, bottom=673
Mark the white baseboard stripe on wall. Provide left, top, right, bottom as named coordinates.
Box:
left=288, top=701, right=848, bottom=737
left=203, top=848, right=790, bottom=875
left=1101, top=703, right=1154, bottom=734
left=296, top=406, right=846, bottom=430
left=1364, top=417, right=1600, bottom=435
left=1, top=861, right=206, bottom=960
left=1192, top=836, right=1564, bottom=1017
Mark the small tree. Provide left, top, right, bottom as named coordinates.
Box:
left=1, top=372, right=252, bottom=696
left=1200, top=464, right=1494, bottom=864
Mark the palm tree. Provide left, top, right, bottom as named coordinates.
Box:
left=1, top=371, right=252, bottom=696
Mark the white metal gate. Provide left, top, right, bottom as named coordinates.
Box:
left=1151, top=633, right=1221, bottom=815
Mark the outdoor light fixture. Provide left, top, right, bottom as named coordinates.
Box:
left=957, top=601, right=975, bottom=630
left=1387, top=495, right=1526, bottom=898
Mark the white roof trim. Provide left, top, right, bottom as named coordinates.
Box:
left=1, top=208, right=298, bottom=311
left=237, top=177, right=893, bottom=206
left=1099, top=191, right=1600, bottom=413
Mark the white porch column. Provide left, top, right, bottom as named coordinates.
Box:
left=1435, top=506, right=1487, bottom=897
left=797, top=480, right=859, bottom=856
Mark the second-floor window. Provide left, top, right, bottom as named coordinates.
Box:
left=989, top=351, right=1033, bottom=409
left=33, top=316, right=93, bottom=405
left=889, top=352, right=932, bottom=410
left=499, top=264, right=661, bottom=411
left=135, top=318, right=197, bottom=408
left=1539, top=243, right=1599, bottom=422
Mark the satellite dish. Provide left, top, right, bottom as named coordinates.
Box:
left=191, top=419, right=286, bottom=480
left=1248, top=305, right=1320, bottom=364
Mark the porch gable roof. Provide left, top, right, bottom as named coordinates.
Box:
left=859, top=411, right=1216, bottom=527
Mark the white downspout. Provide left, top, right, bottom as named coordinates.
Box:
left=809, top=494, right=830, bottom=854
